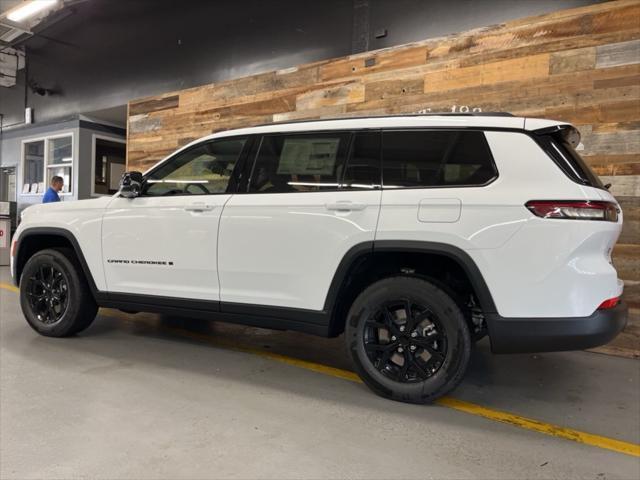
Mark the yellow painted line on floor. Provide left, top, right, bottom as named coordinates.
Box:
left=1, top=283, right=638, bottom=457
left=0, top=282, right=18, bottom=293
left=436, top=397, right=640, bottom=458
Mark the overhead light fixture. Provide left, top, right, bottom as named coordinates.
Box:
left=7, top=0, right=58, bottom=23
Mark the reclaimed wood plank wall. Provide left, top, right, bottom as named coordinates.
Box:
left=128, top=0, right=640, bottom=352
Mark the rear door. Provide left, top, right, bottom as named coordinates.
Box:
left=218, top=130, right=382, bottom=311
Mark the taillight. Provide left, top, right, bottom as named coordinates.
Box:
left=525, top=200, right=619, bottom=222
left=598, top=297, right=620, bottom=310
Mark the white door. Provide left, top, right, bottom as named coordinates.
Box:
left=218, top=131, right=382, bottom=311
left=102, top=137, right=248, bottom=300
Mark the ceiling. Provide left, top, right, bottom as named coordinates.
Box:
left=0, top=0, right=77, bottom=87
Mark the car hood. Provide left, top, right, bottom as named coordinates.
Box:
left=21, top=196, right=113, bottom=219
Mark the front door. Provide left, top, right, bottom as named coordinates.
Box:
left=102, top=137, right=247, bottom=300
left=218, top=131, right=382, bottom=311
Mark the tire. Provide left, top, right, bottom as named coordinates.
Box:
left=19, top=248, right=98, bottom=337
left=345, top=276, right=471, bottom=404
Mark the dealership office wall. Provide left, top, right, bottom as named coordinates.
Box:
left=0, top=0, right=598, bottom=129
left=126, top=0, right=640, bottom=327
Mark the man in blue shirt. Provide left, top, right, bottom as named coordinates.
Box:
left=42, top=176, right=64, bottom=203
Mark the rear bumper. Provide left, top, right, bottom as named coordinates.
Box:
left=487, top=302, right=628, bottom=354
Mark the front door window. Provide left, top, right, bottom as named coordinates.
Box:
left=144, top=138, right=246, bottom=196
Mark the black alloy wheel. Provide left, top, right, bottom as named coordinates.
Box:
left=25, top=262, right=70, bottom=326
left=345, top=276, right=471, bottom=404
left=363, top=300, right=447, bottom=383
left=20, top=248, right=98, bottom=337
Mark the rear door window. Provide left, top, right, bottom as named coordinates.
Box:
left=342, top=131, right=381, bottom=190
left=382, top=130, right=497, bottom=188
left=248, top=132, right=350, bottom=193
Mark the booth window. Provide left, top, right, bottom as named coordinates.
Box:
left=21, top=135, right=74, bottom=195
left=23, top=140, right=45, bottom=193
left=47, top=136, right=73, bottom=194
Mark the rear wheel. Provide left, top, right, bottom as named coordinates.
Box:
left=20, top=248, right=98, bottom=337
left=345, top=276, right=471, bottom=403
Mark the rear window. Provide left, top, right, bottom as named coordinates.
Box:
left=382, top=130, right=497, bottom=188
left=535, top=133, right=604, bottom=189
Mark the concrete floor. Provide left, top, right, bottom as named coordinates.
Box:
left=1, top=267, right=639, bottom=480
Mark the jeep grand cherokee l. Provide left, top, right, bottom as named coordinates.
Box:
left=11, top=114, right=627, bottom=403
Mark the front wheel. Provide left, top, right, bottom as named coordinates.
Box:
left=20, top=248, right=98, bottom=337
left=345, top=276, right=471, bottom=404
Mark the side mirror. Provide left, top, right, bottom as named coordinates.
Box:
left=119, top=171, right=143, bottom=198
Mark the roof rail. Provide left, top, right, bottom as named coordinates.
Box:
left=256, top=112, right=515, bottom=127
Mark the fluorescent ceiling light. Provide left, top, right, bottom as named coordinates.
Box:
left=7, top=0, right=58, bottom=23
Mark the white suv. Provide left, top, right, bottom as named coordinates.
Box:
left=10, top=114, right=627, bottom=403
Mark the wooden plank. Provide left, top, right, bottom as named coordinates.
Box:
left=595, top=39, right=640, bottom=68
left=545, top=100, right=640, bottom=127
left=599, top=175, right=640, bottom=196
left=129, top=95, right=179, bottom=116
left=128, top=114, right=163, bottom=135
left=319, top=45, right=428, bottom=82
left=296, top=82, right=365, bottom=110
left=593, top=72, right=640, bottom=89
left=424, top=54, right=550, bottom=93
left=580, top=129, right=640, bottom=156
left=272, top=105, right=348, bottom=122
left=591, top=121, right=640, bottom=132
left=364, top=77, right=424, bottom=102
left=617, top=196, right=640, bottom=245
left=614, top=244, right=640, bottom=282
left=549, top=47, right=596, bottom=74
left=195, top=93, right=297, bottom=118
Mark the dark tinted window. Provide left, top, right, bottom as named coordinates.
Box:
left=382, top=130, right=496, bottom=188
left=342, top=131, right=381, bottom=189
left=249, top=133, right=350, bottom=193
left=144, top=137, right=246, bottom=196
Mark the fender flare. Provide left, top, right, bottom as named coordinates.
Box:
left=323, top=240, right=497, bottom=333
left=14, top=227, right=100, bottom=296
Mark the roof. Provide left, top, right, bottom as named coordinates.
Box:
left=203, top=114, right=569, bottom=142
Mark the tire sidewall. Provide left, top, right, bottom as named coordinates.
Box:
left=20, top=249, right=87, bottom=337
left=346, top=276, right=471, bottom=403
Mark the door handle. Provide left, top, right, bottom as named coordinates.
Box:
left=184, top=203, right=215, bottom=212
left=325, top=201, right=366, bottom=212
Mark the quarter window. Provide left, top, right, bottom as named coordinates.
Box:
left=144, top=137, right=246, bottom=196
left=382, top=130, right=496, bottom=188
left=249, top=133, right=350, bottom=193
